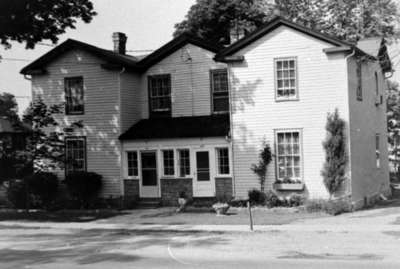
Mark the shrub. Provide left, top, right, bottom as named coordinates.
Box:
left=7, top=180, right=30, bottom=209
left=289, top=194, right=306, bottom=207
left=248, top=189, right=266, bottom=205
left=265, top=190, right=279, bottom=208
left=229, top=199, right=248, bottom=207
left=64, top=171, right=102, bottom=209
left=305, top=198, right=352, bottom=215
left=26, top=172, right=59, bottom=209
left=251, top=142, right=272, bottom=191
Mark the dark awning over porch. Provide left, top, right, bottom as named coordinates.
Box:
left=119, top=114, right=230, bottom=140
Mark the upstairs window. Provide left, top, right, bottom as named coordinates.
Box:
left=275, top=58, right=298, bottom=100
left=148, top=74, right=171, bottom=117
left=211, top=69, right=229, bottom=113
left=65, top=77, right=84, bottom=115
left=356, top=61, right=362, bottom=101
left=65, top=137, right=86, bottom=175
left=162, top=149, right=175, bottom=176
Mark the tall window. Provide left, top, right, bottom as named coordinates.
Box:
left=162, top=149, right=174, bottom=176
left=356, top=61, right=362, bottom=101
left=65, top=77, right=84, bottom=114
left=376, top=134, right=380, bottom=168
left=275, top=58, right=297, bottom=100
left=65, top=137, right=86, bottom=175
left=211, top=69, right=229, bottom=113
left=276, top=131, right=301, bottom=180
left=127, top=151, right=138, bottom=177
left=178, top=149, right=190, bottom=177
left=148, top=74, right=171, bottom=117
left=216, top=148, right=230, bottom=175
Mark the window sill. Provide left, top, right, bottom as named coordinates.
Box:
left=126, top=177, right=139, bottom=180
left=274, top=182, right=304, bottom=191
left=215, top=175, right=232, bottom=178
left=275, top=98, right=299, bottom=102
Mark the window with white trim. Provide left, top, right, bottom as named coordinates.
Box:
left=162, top=149, right=174, bottom=176
left=211, top=69, right=229, bottom=113
left=65, top=137, right=86, bottom=175
left=276, top=131, right=301, bottom=180
left=275, top=58, right=297, bottom=100
left=178, top=149, right=190, bottom=177
left=65, top=77, right=84, bottom=115
left=148, top=74, right=171, bottom=117
left=376, top=134, right=380, bottom=168
left=127, top=151, right=138, bottom=177
left=216, top=147, right=230, bottom=175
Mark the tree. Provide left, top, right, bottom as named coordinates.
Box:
left=174, top=0, right=400, bottom=47
left=321, top=109, right=347, bottom=197
left=387, top=80, right=400, bottom=176
left=0, top=0, right=96, bottom=49
left=251, top=141, right=272, bottom=192
left=0, top=92, right=19, bottom=124
left=174, top=0, right=273, bottom=45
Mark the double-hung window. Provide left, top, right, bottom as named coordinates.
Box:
left=216, top=147, right=230, bottom=175
left=276, top=131, right=301, bottom=181
left=275, top=58, right=297, bottom=100
left=65, top=77, right=84, bottom=114
left=211, top=69, right=229, bottom=113
left=162, top=149, right=175, bottom=176
left=178, top=149, right=190, bottom=177
left=127, top=151, right=138, bottom=177
left=148, top=74, right=171, bottom=117
left=65, top=137, right=86, bottom=175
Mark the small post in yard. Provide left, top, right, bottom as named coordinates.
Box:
left=247, top=201, right=253, bottom=231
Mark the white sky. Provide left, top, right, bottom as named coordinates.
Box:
left=0, top=0, right=195, bottom=114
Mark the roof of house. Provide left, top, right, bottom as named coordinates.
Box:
left=119, top=114, right=230, bottom=140
left=215, top=16, right=374, bottom=61
left=21, top=34, right=221, bottom=75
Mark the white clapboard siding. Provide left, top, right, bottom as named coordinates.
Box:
left=31, top=49, right=122, bottom=197
left=120, top=72, right=141, bottom=133
left=347, top=58, right=391, bottom=203
left=229, top=26, right=350, bottom=199
left=139, top=44, right=227, bottom=119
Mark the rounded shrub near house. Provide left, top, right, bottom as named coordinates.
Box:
left=64, top=171, right=102, bottom=209
left=26, top=172, right=59, bottom=209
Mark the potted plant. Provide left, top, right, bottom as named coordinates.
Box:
left=212, top=195, right=230, bottom=216
left=176, top=191, right=188, bottom=212
left=274, top=177, right=304, bottom=191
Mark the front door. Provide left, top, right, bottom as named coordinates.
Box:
left=140, top=151, right=159, bottom=197
left=193, top=150, right=215, bottom=197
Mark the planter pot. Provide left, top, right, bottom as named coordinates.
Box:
left=213, top=205, right=230, bottom=216
left=274, top=183, right=304, bottom=191
left=176, top=198, right=187, bottom=213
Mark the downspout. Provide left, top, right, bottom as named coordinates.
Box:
left=226, top=64, right=236, bottom=198
left=344, top=49, right=356, bottom=201
left=118, top=67, right=126, bottom=198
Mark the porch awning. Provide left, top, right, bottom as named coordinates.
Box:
left=119, top=114, right=230, bottom=140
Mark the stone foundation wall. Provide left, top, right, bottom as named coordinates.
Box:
left=215, top=177, right=233, bottom=200
left=160, top=178, right=193, bottom=206
left=123, top=179, right=139, bottom=208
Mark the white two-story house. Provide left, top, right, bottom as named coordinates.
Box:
left=21, top=17, right=392, bottom=208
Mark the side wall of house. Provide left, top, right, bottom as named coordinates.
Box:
left=347, top=57, right=391, bottom=207
left=139, top=44, right=227, bottom=118
left=120, top=72, right=141, bottom=133
left=31, top=49, right=122, bottom=197
left=229, top=26, right=350, bottom=199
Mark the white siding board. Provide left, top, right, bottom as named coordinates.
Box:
left=31, top=49, right=122, bottom=197
left=229, top=26, right=350, bottom=199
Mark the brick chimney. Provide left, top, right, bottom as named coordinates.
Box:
left=229, top=20, right=245, bottom=44
left=112, top=32, right=127, bottom=54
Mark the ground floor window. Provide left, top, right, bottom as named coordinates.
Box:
left=127, top=151, right=138, bottom=177
left=276, top=130, right=301, bottom=181
left=178, top=149, right=190, bottom=177
left=65, top=136, right=86, bottom=175
left=216, top=147, right=230, bottom=175
left=162, top=149, right=175, bottom=176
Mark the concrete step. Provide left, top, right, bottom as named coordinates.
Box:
left=137, top=198, right=161, bottom=209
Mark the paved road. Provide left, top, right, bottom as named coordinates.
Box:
left=1, top=204, right=400, bottom=268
